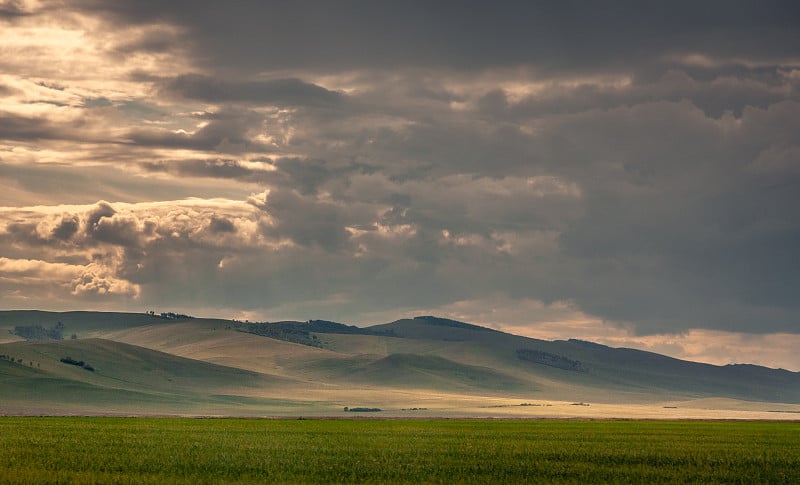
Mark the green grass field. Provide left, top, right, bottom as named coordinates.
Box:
left=1, top=418, right=798, bottom=484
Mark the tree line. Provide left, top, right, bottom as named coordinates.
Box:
left=0, top=354, right=40, bottom=368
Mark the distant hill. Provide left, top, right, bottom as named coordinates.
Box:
left=229, top=319, right=393, bottom=347
left=2, top=310, right=799, bottom=416
left=366, top=317, right=800, bottom=403
left=368, top=316, right=504, bottom=340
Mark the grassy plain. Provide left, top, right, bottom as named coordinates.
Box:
left=1, top=418, right=798, bottom=484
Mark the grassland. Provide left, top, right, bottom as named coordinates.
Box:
left=1, top=418, right=798, bottom=484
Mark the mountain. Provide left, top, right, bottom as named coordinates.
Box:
left=2, top=311, right=799, bottom=416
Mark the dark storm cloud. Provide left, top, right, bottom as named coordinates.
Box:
left=83, top=201, right=143, bottom=248
left=3, top=222, right=48, bottom=246
left=0, top=0, right=32, bottom=20
left=141, top=157, right=345, bottom=196
left=85, top=201, right=116, bottom=229
left=0, top=84, right=17, bottom=96
left=162, top=74, right=342, bottom=107
left=0, top=112, right=70, bottom=141
left=31, top=214, right=83, bottom=244
left=272, top=158, right=336, bottom=194
left=207, top=216, right=236, bottom=234
left=141, top=159, right=255, bottom=180
left=83, top=1, right=800, bottom=73
left=126, top=108, right=270, bottom=153
left=51, top=215, right=80, bottom=241
left=480, top=70, right=800, bottom=119
left=546, top=100, right=800, bottom=333
left=112, top=29, right=179, bottom=55
left=258, top=188, right=357, bottom=251
left=89, top=215, right=140, bottom=248
left=559, top=188, right=800, bottom=334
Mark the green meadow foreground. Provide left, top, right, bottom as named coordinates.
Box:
left=1, top=418, right=799, bottom=484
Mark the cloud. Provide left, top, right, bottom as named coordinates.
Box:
left=547, top=101, right=800, bottom=333
left=50, top=215, right=80, bottom=241
left=125, top=109, right=263, bottom=152
left=0, top=0, right=33, bottom=20
left=161, top=74, right=343, bottom=107
left=2, top=0, right=800, bottom=372
left=80, top=1, right=800, bottom=74
left=141, top=159, right=253, bottom=178
left=85, top=201, right=142, bottom=248
left=70, top=263, right=141, bottom=298
left=0, top=257, right=76, bottom=280
left=0, top=257, right=140, bottom=301
left=0, top=83, right=17, bottom=96
left=258, top=188, right=367, bottom=251
left=207, top=216, right=236, bottom=234
left=476, top=68, right=799, bottom=119
left=0, top=111, right=71, bottom=141
left=0, top=198, right=270, bottom=308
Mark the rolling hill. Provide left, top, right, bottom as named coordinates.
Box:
left=2, top=311, right=799, bottom=417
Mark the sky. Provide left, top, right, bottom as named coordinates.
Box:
left=1, top=0, right=800, bottom=370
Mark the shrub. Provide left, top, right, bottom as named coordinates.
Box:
left=60, top=356, right=95, bottom=371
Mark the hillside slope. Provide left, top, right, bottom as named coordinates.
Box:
left=365, top=316, right=800, bottom=403
left=0, top=337, right=300, bottom=415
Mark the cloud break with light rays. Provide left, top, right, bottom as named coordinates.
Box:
left=1, top=0, right=800, bottom=370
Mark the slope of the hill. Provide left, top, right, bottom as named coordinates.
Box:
left=299, top=353, right=530, bottom=392
left=0, top=337, right=302, bottom=415
left=0, top=310, right=166, bottom=341
left=98, top=319, right=353, bottom=381
left=365, top=316, right=800, bottom=403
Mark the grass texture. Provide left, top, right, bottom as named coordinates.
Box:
left=1, top=418, right=798, bottom=484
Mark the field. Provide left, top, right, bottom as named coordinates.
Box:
left=1, top=418, right=799, bottom=484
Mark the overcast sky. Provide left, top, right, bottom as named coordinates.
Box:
left=2, top=1, right=800, bottom=369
